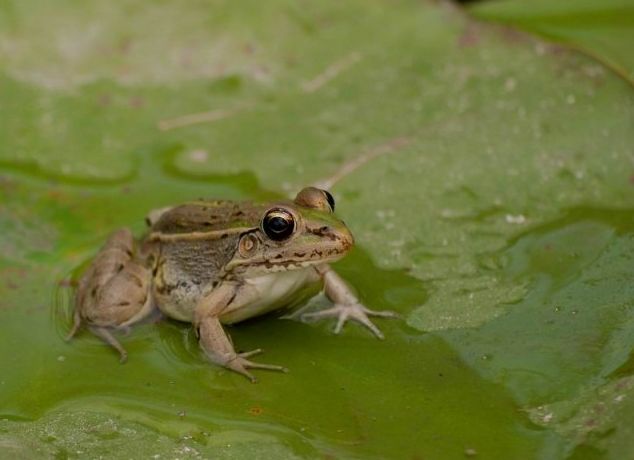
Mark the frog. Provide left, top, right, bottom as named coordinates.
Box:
left=66, top=187, right=395, bottom=382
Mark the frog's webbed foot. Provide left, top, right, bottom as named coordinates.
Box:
left=302, top=303, right=397, bottom=339
left=306, top=264, right=398, bottom=339
left=196, top=285, right=288, bottom=382
left=198, top=315, right=288, bottom=382
left=225, top=349, right=288, bottom=383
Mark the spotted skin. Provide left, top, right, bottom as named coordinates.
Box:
left=69, top=187, right=395, bottom=382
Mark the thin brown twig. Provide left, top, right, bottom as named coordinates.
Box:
left=314, top=137, right=411, bottom=190
left=157, top=104, right=251, bottom=131
left=301, top=52, right=363, bottom=93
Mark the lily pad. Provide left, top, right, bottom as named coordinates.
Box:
left=1, top=0, right=633, bottom=458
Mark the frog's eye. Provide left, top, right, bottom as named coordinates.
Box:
left=323, top=190, right=335, bottom=212
left=262, top=209, right=295, bottom=241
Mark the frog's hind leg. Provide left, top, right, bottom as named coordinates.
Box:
left=71, top=228, right=155, bottom=362
left=90, top=326, right=129, bottom=363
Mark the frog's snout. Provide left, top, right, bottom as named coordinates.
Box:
left=321, top=224, right=354, bottom=254
left=308, top=223, right=352, bottom=249
left=338, top=226, right=355, bottom=252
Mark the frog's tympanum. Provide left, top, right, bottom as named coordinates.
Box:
left=67, top=187, right=394, bottom=381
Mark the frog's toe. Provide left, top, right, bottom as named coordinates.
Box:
left=302, top=304, right=397, bottom=340
left=225, top=359, right=258, bottom=383
left=341, top=307, right=383, bottom=339
left=244, top=360, right=288, bottom=373
left=90, top=326, right=129, bottom=363
left=65, top=310, right=82, bottom=341
left=365, top=309, right=399, bottom=318
left=225, top=353, right=288, bottom=382
left=238, top=348, right=262, bottom=359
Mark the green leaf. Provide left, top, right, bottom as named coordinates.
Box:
left=529, top=376, right=634, bottom=458
left=469, top=0, right=634, bottom=84
left=0, top=410, right=303, bottom=460
left=1, top=0, right=633, bottom=458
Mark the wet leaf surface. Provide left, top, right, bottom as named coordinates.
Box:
left=0, top=0, right=633, bottom=458
left=469, top=0, right=634, bottom=84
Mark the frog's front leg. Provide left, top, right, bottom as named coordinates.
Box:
left=302, top=264, right=397, bottom=339
left=195, top=283, right=287, bottom=383
left=68, top=228, right=155, bottom=362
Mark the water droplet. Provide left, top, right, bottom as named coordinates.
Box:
left=505, top=214, right=526, bottom=224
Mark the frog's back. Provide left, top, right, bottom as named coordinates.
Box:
left=151, top=200, right=262, bottom=236
left=148, top=201, right=262, bottom=322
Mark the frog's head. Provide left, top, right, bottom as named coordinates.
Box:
left=226, top=187, right=354, bottom=276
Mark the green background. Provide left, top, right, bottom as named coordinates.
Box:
left=0, top=0, right=632, bottom=458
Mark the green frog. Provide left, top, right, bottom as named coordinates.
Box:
left=67, top=187, right=395, bottom=382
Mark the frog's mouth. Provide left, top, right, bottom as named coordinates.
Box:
left=233, top=246, right=350, bottom=275
left=265, top=249, right=349, bottom=271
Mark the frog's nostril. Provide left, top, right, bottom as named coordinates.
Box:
left=320, top=226, right=330, bottom=233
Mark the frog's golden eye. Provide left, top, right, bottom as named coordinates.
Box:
left=262, top=209, right=295, bottom=241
